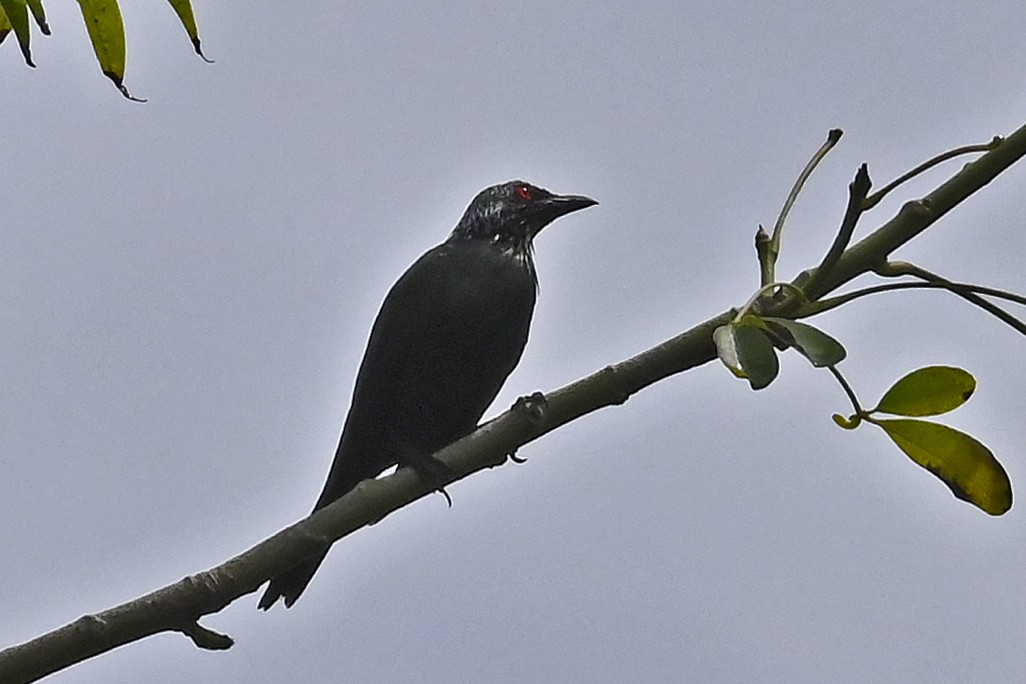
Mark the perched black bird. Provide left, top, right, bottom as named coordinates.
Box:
left=259, top=180, right=596, bottom=609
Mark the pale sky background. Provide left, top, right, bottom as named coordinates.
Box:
left=4, top=2, right=1026, bottom=682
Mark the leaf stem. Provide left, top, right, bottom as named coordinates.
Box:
left=828, top=365, right=864, bottom=416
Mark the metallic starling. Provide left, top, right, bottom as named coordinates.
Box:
left=258, top=180, right=596, bottom=609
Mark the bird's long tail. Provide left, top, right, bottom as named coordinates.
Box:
left=258, top=456, right=364, bottom=610
left=258, top=548, right=330, bottom=610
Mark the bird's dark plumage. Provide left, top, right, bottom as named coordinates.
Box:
left=258, top=180, right=596, bottom=609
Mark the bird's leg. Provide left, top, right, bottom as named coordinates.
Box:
left=400, top=446, right=455, bottom=507
left=508, top=392, right=548, bottom=463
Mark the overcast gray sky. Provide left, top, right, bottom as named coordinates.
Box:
left=4, top=2, right=1026, bottom=682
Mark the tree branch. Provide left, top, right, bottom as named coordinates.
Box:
left=3, top=119, right=1025, bottom=683
left=0, top=311, right=731, bottom=683
left=792, top=121, right=1026, bottom=303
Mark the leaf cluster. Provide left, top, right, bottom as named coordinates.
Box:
left=714, top=133, right=1016, bottom=515
left=0, top=0, right=209, bottom=100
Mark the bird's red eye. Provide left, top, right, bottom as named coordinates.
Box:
left=516, top=184, right=532, bottom=200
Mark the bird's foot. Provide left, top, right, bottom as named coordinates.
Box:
left=507, top=391, right=547, bottom=464
left=407, top=453, right=454, bottom=507
left=513, top=391, right=547, bottom=421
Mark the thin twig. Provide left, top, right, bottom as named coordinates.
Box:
left=863, top=137, right=1003, bottom=209
left=800, top=164, right=872, bottom=300
left=799, top=268, right=1026, bottom=339
left=763, top=129, right=843, bottom=282
left=878, top=261, right=1026, bottom=338
left=804, top=280, right=1026, bottom=315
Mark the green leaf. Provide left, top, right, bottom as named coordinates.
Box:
left=713, top=322, right=779, bottom=390
left=876, top=418, right=1011, bottom=515
left=0, top=7, right=11, bottom=46
left=26, top=0, right=48, bottom=35
left=763, top=317, right=847, bottom=367
left=76, top=0, right=145, bottom=101
left=0, top=0, right=34, bottom=66
left=875, top=366, right=975, bottom=417
left=166, top=0, right=212, bottom=61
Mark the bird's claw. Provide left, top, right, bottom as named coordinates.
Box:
left=436, top=486, right=453, bottom=507
left=507, top=392, right=546, bottom=464
left=513, top=391, right=547, bottom=422
left=407, top=453, right=455, bottom=507
left=508, top=393, right=549, bottom=463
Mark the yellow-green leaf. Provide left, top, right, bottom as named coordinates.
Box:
left=0, top=0, right=34, bottom=66
left=832, top=413, right=861, bottom=430
left=166, top=0, right=212, bottom=62
left=875, top=366, right=975, bottom=417
left=763, top=317, right=846, bottom=367
left=26, top=0, right=48, bottom=35
left=76, top=0, right=145, bottom=101
left=876, top=418, right=1011, bottom=515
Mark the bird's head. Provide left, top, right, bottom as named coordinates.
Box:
left=450, top=181, right=597, bottom=249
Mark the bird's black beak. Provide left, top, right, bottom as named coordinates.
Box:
left=532, top=193, right=598, bottom=235
left=547, top=193, right=599, bottom=216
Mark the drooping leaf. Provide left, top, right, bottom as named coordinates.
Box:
left=0, top=0, right=34, bottom=66
left=26, top=0, right=48, bottom=35
left=763, top=317, right=847, bottom=367
left=713, top=322, right=779, bottom=390
left=76, top=0, right=145, bottom=101
left=736, top=324, right=779, bottom=389
left=875, top=366, right=975, bottom=417
left=876, top=418, right=1011, bottom=515
left=713, top=324, right=744, bottom=378
left=166, top=0, right=212, bottom=61
left=0, top=7, right=11, bottom=45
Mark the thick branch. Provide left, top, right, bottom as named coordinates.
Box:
left=3, top=120, right=1025, bottom=683
left=0, top=312, right=732, bottom=684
